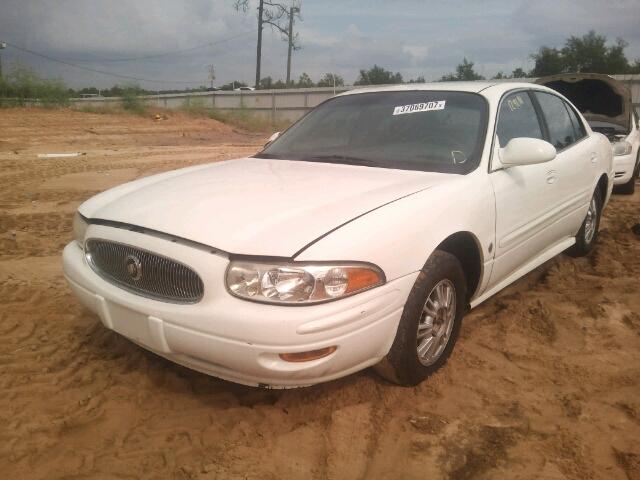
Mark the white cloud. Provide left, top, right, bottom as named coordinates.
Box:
left=402, top=45, right=429, bottom=65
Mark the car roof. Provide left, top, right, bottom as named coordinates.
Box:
left=339, top=81, right=554, bottom=100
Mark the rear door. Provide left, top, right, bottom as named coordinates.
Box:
left=488, top=90, right=562, bottom=288
left=532, top=91, right=596, bottom=238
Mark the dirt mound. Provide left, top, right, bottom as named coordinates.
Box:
left=1, top=109, right=639, bottom=479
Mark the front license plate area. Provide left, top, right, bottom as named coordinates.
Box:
left=107, top=302, right=154, bottom=346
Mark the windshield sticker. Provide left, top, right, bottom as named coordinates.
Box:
left=393, top=100, right=445, bottom=115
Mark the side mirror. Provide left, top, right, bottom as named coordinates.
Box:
left=265, top=131, right=280, bottom=146
left=500, top=137, right=556, bottom=167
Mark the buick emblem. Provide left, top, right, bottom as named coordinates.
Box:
left=125, top=254, right=142, bottom=281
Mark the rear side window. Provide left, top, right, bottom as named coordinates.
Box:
left=564, top=102, right=587, bottom=140
left=534, top=92, right=578, bottom=150
left=496, top=92, right=544, bottom=148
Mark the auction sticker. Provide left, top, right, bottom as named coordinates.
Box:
left=393, top=100, right=445, bottom=115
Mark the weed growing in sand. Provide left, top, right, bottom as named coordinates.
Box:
left=210, top=107, right=291, bottom=133
left=120, top=85, right=149, bottom=115
left=179, top=97, right=208, bottom=116
left=178, top=97, right=291, bottom=133
left=77, top=104, right=121, bottom=115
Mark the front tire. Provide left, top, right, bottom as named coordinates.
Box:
left=374, top=251, right=467, bottom=386
left=567, top=188, right=602, bottom=257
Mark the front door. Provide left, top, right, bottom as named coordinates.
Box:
left=488, top=90, right=562, bottom=289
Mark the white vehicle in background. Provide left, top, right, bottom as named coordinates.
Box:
left=536, top=73, right=640, bottom=194
left=234, top=86, right=255, bottom=91
left=63, top=82, right=613, bottom=388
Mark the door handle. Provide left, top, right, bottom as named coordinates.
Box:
left=546, top=170, right=558, bottom=184
left=590, top=153, right=598, bottom=165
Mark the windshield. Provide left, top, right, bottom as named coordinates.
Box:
left=257, top=90, right=488, bottom=174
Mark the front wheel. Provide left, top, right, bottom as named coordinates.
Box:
left=374, top=251, right=467, bottom=386
left=567, top=188, right=602, bottom=257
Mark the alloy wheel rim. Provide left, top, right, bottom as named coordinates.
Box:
left=584, top=197, right=597, bottom=244
left=417, top=279, right=456, bottom=366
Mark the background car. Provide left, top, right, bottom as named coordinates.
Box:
left=536, top=73, right=640, bottom=194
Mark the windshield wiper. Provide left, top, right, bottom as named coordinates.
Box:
left=253, top=152, right=284, bottom=159
left=303, top=154, right=378, bottom=167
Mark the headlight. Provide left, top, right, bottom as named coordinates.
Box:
left=226, top=261, right=385, bottom=304
left=73, top=212, right=89, bottom=248
left=613, top=141, right=632, bottom=156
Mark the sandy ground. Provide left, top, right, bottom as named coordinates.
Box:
left=1, top=107, right=639, bottom=480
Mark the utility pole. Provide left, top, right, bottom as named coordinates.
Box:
left=286, top=6, right=294, bottom=85
left=255, top=0, right=264, bottom=89
left=235, top=0, right=297, bottom=89
left=0, top=42, right=6, bottom=79
left=208, top=65, right=216, bottom=89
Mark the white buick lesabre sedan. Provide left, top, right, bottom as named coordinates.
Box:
left=63, top=82, right=613, bottom=388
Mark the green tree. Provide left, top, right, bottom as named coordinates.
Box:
left=0, top=62, right=69, bottom=106
left=511, top=67, right=527, bottom=78
left=317, top=73, right=344, bottom=87
left=530, top=47, right=564, bottom=76
left=79, top=87, right=99, bottom=95
left=441, top=58, right=485, bottom=81
left=259, top=76, right=274, bottom=89
left=561, top=31, right=629, bottom=73
left=530, top=31, right=637, bottom=75
left=407, top=75, right=426, bottom=83
left=296, top=72, right=314, bottom=88
left=354, top=65, right=403, bottom=85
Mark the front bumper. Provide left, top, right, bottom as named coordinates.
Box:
left=62, top=225, right=416, bottom=388
left=613, top=153, right=637, bottom=184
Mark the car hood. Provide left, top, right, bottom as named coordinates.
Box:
left=79, top=157, right=452, bottom=257
left=535, top=73, right=632, bottom=131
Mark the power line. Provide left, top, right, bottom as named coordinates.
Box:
left=4, top=41, right=200, bottom=84
left=62, top=30, right=255, bottom=62
left=2, top=29, right=256, bottom=84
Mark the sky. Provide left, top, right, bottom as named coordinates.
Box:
left=1, top=0, right=639, bottom=90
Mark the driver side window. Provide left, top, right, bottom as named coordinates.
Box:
left=496, top=92, right=544, bottom=148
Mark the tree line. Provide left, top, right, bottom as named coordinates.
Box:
left=256, top=30, right=640, bottom=87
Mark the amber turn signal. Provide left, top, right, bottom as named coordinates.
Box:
left=279, top=346, right=337, bottom=362
left=345, top=267, right=383, bottom=294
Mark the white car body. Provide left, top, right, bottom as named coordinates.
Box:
left=611, top=111, right=640, bottom=185
left=63, top=82, right=613, bottom=388
left=536, top=73, right=640, bottom=187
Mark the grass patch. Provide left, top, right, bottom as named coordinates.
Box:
left=178, top=98, right=291, bottom=133
left=75, top=85, right=149, bottom=116
left=0, top=63, right=70, bottom=107
left=120, top=86, right=148, bottom=115
left=77, top=104, right=121, bottom=115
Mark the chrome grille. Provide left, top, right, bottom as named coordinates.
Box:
left=85, top=239, right=204, bottom=304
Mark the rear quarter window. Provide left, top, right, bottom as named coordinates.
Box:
left=564, top=102, right=587, bottom=140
